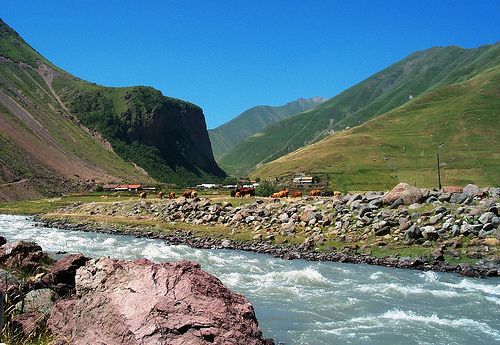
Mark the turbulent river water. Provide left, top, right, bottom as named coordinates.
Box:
left=1, top=214, right=499, bottom=344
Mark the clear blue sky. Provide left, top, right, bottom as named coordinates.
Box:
left=2, top=0, right=499, bottom=128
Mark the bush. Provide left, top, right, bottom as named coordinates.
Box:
left=95, top=184, right=104, bottom=192
left=255, top=180, right=279, bottom=197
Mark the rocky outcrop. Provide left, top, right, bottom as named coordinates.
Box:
left=48, top=258, right=272, bottom=345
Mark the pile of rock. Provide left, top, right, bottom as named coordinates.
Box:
left=62, top=183, right=499, bottom=250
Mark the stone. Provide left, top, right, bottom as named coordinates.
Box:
left=408, top=203, right=421, bottom=210
left=383, top=183, right=424, bottom=205
left=478, top=229, right=494, bottom=238
left=359, top=206, right=372, bottom=217
left=450, top=193, right=468, bottom=204
left=375, top=226, right=391, bottom=236
left=346, top=193, right=362, bottom=206
left=300, top=209, right=316, bottom=223
left=479, top=212, right=495, bottom=224
left=438, top=193, right=451, bottom=202
left=278, top=213, right=289, bottom=223
left=16, top=289, right=55, bottom=315
left=426, top=196, right=438, bottom=203
left=463, top=184, right=480, bottom=197
left=42, top=253, right=89, bottom=296
left=281, top=221, right=296, bottom=234
left=0, top=241, right=51, bottom=272
left=404, top=225, right=421, bottom=240
left=48, top=259, right=272, bottom=345
left=252, top=234, right=263, bottom=240
left=390, top=198, right=403, bottom=209
left=432, top=245, right=445, bottom=261
left=421, top=226, right=439, bottom=241
left=451, top=225, right=461, bottom=236
left=429, top=214, right=443, bottom=225
left=435, top=206, right=447, bottom=214
left=0, top=236, right=6, bottom=246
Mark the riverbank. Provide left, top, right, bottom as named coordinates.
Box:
left=35, top=183, right=500, bottom=278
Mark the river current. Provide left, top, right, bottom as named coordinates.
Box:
left=1, top=214, right=499, bottom=344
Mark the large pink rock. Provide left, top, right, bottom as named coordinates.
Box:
left=383, top=182, right=424, bottom=205
left=48, top=258, right=273, bottom=345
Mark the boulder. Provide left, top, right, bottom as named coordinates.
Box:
left=42, top=253, right=89, bottom=296
left=479, top=212, right=495, bottom=225
left=404, top=225, right=422, bottom=240
left=48, top=258, right=273, bottom=345
left=449, top=193, right=468, bottom=204
left=0, top=241, right=51, bottom=272
left=15, top=288, right=55, bottom=315
left=375, top=226, right=391, bottom=236
left=421, top=226, right=439, bottom=241
left=463, top=184, right=480, bottom=197
left=383, top=183, right=424, bottom=206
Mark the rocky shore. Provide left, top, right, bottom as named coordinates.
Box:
left=0, top=239, right=274, bottom=344
left=41, top=183, right=500, bottom=278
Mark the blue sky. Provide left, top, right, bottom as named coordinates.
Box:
left=2, top=1, right=499, bottom=128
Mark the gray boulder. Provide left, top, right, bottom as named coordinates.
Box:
left=421, top=226, right=439, bottom=240
left=463, top=184, right=480, bottom=197
left=15, top=288, right=55, bottom=316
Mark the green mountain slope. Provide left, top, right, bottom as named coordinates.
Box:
left=221, top=43, right=500, bottom=176
left=0, top=19, right=224, bottom=200
left=252, top=65, right=500, bottom=190
left=209, top=97, right=325, bottom=160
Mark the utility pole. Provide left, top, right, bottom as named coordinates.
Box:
left=437, top=153, right=442, bottom=190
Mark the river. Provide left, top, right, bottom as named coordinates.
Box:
left=1, top=214, right=499, bottom=344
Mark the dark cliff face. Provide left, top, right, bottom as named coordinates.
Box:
left=60, top=85, right=226, bottom=185
left=129, top=95, right=225, bottom=178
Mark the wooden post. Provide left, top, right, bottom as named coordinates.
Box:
left=437, top=153, right=442, bottom=190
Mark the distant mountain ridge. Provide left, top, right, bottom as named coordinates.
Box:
left=209, top=96, right=326, bottom=160
left=0, top=19, right=224, bottom=200
left=219, top=43, right=500, bottom=176
left=252, top=59, right=500, bottom=189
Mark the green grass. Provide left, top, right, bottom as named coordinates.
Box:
left=252, top=66, right=500, bottom=190
left=220, top=43, right=500, bottom=177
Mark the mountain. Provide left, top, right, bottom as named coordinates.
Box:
left=252, top=61, right=500, bottom=190
left=0, top=19, right=224, bottom=200
left=209, top=97, right=325, bottom=160
left=220, top=43, right=500, bottom=176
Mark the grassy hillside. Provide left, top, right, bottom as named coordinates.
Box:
left=252, top=65, right=500, bottom=191
left=0, top=18, right=224, bottom=199
left=209, top=97, right=325, bottom=160
left=221, top=43, right=500, bottom=176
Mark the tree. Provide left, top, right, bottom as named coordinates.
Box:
left=223, top=176, right=238, bottom=185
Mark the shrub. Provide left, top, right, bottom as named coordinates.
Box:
left=255, top=180, right=279, bottom=197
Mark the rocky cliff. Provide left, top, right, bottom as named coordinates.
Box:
left=0, top=18, right=225, bottom=199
